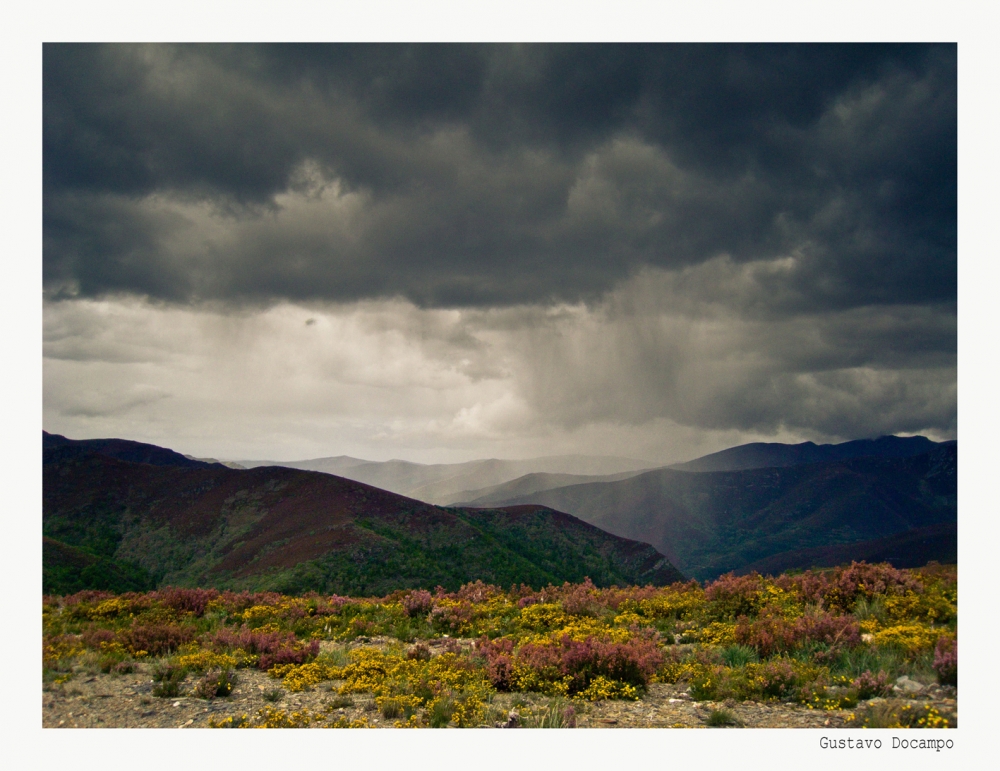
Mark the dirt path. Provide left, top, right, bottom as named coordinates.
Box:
left=42, top=662, right=957, bottom=729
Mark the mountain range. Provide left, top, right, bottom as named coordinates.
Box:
left=465, top=443, right=956, bottom=580
left=230, top=454, right=654, bottom=506
left=229, top=434, right=947, bottom=508
left=42, top=433, right=682, bottom=596
left=42, top=431, right=956, bottom=594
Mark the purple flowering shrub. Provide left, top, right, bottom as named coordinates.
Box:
left=208, top=625, right=319, bottom=670
left=119, top=622, right=196, bottom=656
left=734, top=608, right=860, bottom=657
left=477, top=634, right=663, bottom=695
left=153, top=587, right=220, bottom=617
left=853, top=670, right=893, bottom=699
left=402, top=590, right=434, bottom=618
left=821, top=561, right=921, bottom=612
left=933, top=635, right=957, bottom=686
left=704, top=572, right=766, bottom=619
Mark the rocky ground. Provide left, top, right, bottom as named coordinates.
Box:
left=42, top=637, right=957, bottom=729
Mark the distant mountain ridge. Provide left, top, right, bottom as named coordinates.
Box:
left=451, top=470, right=657, bottom=508
left=451, top=434, right=950, bottom=510
left=43, top=431, right=223, bottom=470
left=42, top=433, right=683, bottom=595
left=233, top=453, right=654, bottom=505
left=668, top=435, right=944, bottom=473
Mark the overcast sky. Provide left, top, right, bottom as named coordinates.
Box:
left=41, top=44, right=956, bottom=464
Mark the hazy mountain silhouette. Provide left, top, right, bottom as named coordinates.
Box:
left=233, top=454, right=653, bottom=505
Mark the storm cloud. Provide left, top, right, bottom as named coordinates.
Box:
left=42, top=44, right=956, bottom=460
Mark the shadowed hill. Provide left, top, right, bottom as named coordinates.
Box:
left=476, top=445, right=956, bottom=581
left=43, top=435, right=683, bottom=595
left=736, top=522, right=957, bottom=576
left=43, top=431, right=222, bottom=469
left=445, top=435, right=947, bottom=509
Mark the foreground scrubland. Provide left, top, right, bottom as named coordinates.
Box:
left=42, top=561, right=956, bottom=728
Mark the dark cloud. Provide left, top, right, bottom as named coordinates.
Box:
left=44, top=43, right=955, bottom=312
left=42, top=44, right=956, bottom=447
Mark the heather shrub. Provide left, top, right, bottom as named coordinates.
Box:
left=154, top=587, right=219, bottom=617
left=207, top=625, right=318, bottom=670
left=258, top=641, right=320, bottom=671
left=62, top=589, right=116, bottom=612
left=194, top=668, right=237, bottom=699
left=747, top=659, right=799, bottom=699
left=853, top=670, right=893, bottom=700
left=119, top=623, right=195, bottom=656
left=454, top=580, right=501, bottom=603
left=796, top=611, right=861, bottom=649
left=773, top=571, right=830, bottom=606
left=704, top=573, right=766, bottom=619
left=486, top=654, right=514, bottom=691
left=933, top=636, right=957, bottom=686
left=402, top=590, right=434, bottom=618
left=81, top=628, right=117, bottom=650
left=501, top=635, right=663, bottom=698
left=735, top=608, right=859, bottom=657
left=428, top=601, right=475, bottom=635
left=559, top=578, right=602, bottom=616
left=822, top=562, right=920, bottom=612
left=315, top=595, right=349, bottom=616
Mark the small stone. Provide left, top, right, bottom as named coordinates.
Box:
left=173, top=701, right=181, bottom=707
left=893, top=676, right=925, bottom=694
